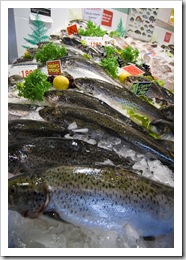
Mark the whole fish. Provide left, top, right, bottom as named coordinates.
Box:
left=59, top=56, right=122, bottom=87
left=61, top=37, right=82, bottom=46
left=8, top=119, right=68, bottom=144
left=44, top=89, right=151, bottom=135
left=62, top=36, right=102, bottom=57
left=39, top=106, right=174, bottom=167
left=8, top=103, right=45, bottom=121
left=74, top=78, right=165, bottom=123
left=8, top=137, right=133, bottom=175
left=8, top=165, right=174, bottom=237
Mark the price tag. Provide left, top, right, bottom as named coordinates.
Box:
left=81, top=36, right=103, bottom=47
left=46, top=60, right=61, bottom=75
left=8, top=64, right=37, bottom=77
left=122, top=65, right=144, bottom=76
left=67, top=24, right=78, bottom=35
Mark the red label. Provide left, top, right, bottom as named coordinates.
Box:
left=123, top=65, right=144, bottom=76
left=101, top=9, right=113, bottom=27
left=164, top=32, right=172, bottom=43
left=67, top=24, right=78, bottom=35
left=47, top=60, right=61, bottom=75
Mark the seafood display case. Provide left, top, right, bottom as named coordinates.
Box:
left=8, top=7, right=175, bottom=250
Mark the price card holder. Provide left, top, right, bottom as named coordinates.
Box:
left=8, top=64, right=38, bottom=78
left=67, top=24, right=78, bottom=35
left=122, top=65, right=144, bottom=76
left=131, top=82, right=152, bottom=95
left=81, top=36, right=103, bottom=47
left=46, top=60, right=61, bottom=75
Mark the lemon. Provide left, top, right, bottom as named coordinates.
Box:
left=118, top=71, right=131, bottom=83
left=53, top=75, right=69, bottom=90
left=24, top=50, right=32, bottom=59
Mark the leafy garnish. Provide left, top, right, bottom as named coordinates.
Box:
left=120, top=46, right=139, bottom=63
left=16, top=69, right=52, bottom=101
left=100, top=57, right=119, bottom=79
left=127, top=110, right=149, bottom=128
left=109, top=31, right=121, bottom=38
left=34, top=42, right=67, bottom=64
left=78, top=21, right=107, bottom=37
left=104, top=45, right=118, bottom=58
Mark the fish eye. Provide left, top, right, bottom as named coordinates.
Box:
left=10, top=184, right=17, bottom=194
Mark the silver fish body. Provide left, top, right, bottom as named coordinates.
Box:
left=39, top=106, right=174, bottom=167
left=44, top=89, right=155, bottom=137
left=8, top=165, right=174, bottom=237
left=8, top=137, right=133, bottom=174
left=74, top=77, right=165, bottom=123
left=59, top=56, right=122, bottom=87
left=8, top=103, right=45, bottom=121
left=8, top=119, right=68, bottom=145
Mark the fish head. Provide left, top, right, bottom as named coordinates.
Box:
left=148, top=119, right=174, bottom=140
left=74, top=78, right=96, bottom=95
left=44, top=90, right=63, bottom=104
left=60, top=56, right=76, bottom=70
left=39, top=107, right=67, bottom=127
left=8, top=149, right=21, bottom=175
left=8, top=174, right=49, bottom=219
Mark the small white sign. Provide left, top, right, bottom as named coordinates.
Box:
left=8, top=64, right=38, bottom=78
left=81, top=36, right=103, bottom=47
left=83, top=8, right=103, bottom=26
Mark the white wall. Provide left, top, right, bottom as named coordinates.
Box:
left=152, top=8, right=174, bottom=44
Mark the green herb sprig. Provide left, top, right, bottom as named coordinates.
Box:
left=78, top=21, right=107, bottom=37
left=100, top=57, right=119, bottom=78
left=35, top=42, right=67, bottom=64
left=16, top=69, right=52, bottom=101
left=120, top=46, right=139, bottom=63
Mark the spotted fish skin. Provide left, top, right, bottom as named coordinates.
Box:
left=39, top=106, right=174, bottom=168
left=8, top=120, right=68, bottom=144
left=8, top=137, right=133, bottom=175
left=8, top=165, right=174, bottom=237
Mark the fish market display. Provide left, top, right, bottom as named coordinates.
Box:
left=8, top=15, right=175, bottom=249
left=8, top=137, right=133, bottom=175
left=8, top=165, right=174, bottom=238
left=59, top=56, right=122, bottom=87
left=39, top=106, right=173, bottom=168
left=8, top=120, right=68, bottom=144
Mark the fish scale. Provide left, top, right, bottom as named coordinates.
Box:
left=8, top=165, right=174, bottom=237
